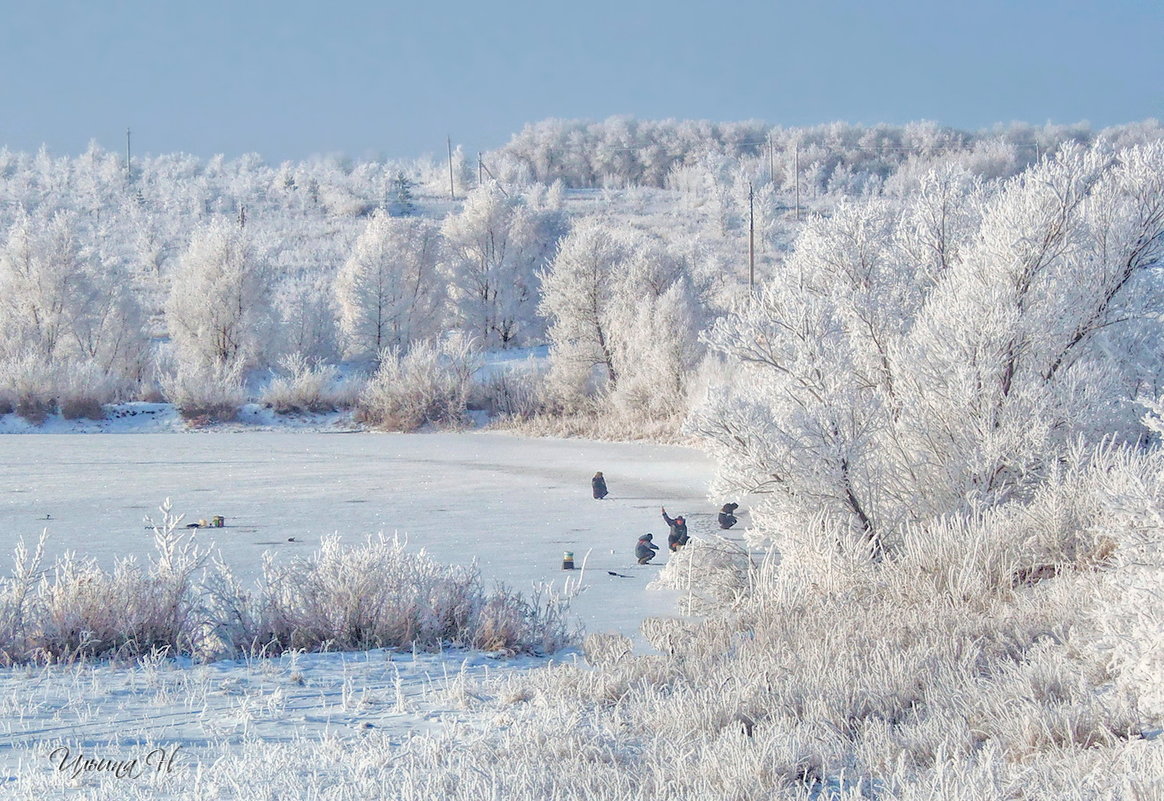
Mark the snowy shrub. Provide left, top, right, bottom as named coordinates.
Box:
left=0, top=535, right=46, bottom=666
left=250, top=534, right=573, bottom=656
left=356, top=333, right=481, bottom=431
left=56, top=360, right=126, bottom=419
left=475, top=362, right=547, bottom=420
left=0, top=501, right=212, bottom=663
left=0, top=355, right=58, bottom=423
left=501, top=405, right=689, bottom=442
left=649, top=534, right=756, bottom=615
left=57, top=393, right=104, bottom=421
left=471, top=583, right=573, bottom=656
left=580, top=632, right=633, bottom=667
left=1089, top=401, right=1164, bottom=721
left=259, top=352, right=358, bottom=414
left=0, top=506, right=577, bottom=665
left=318, top=183, right=374, bottom=217
left=160, top=360, right=247, bottom=424
left=0, top=356, right=127, bottom=421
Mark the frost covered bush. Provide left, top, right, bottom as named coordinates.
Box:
left=0, top=505, right=576, bottom=665
left=0, top=357, right=127, bottom=421
left=580, top=631, right=633, bottom=667
left=0, top=355, right=58, bottom=422
left=503, top=405, right=690, bottom=442
left=649, top=534, right=756, bottom=615
left=356, top=333, right=481, bottom=431
left=259, top=352, right=359, bottom=414
left=0, top=502, right=211, bottom=664
left=243, top=534, right=573, bottom=656
left=57, top=361, right=128, bottom=419
left=1090, top=400, right=1164, bottom=721
left=160, top=361, right=247, bottom=424
left=475, top=362, right=547, bottom=420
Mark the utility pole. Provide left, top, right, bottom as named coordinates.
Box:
left=446, top=135, right=456, bottom=201
left=125, top=127, right=132, bottom=181
left=748, top=181, right=755, bottom=293
left=478, top=152, right=484, bottom=187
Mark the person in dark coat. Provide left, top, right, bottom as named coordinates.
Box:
left=718, top=502, right=739, bottom=529
left=661, top=507, right=688, bottom=551
left=592, top=471, right=609, bottom=499
left=635, top=533, right=659, bottom=564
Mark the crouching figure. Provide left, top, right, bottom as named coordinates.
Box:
left=718, top=502, right=739, bottom=529
left=635, top=533, right=659, bottom=564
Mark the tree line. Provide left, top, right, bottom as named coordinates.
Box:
left=0, top=118, right=1161, bottom=439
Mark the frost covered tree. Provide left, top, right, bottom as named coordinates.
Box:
left=387, top=171, right=417, bottom=217
left=441, top=182, right=561, bottom=349
left=691, top=142, right=1164, bottom=553
left=0, top=210, right=148, bottom=411
left=0, top=210, right=146, bottom=373
left=0, top=211, right=92, bottom=361
left=538, top=218, right=628, bottom=397
left=272, top=274, right=342, bottom=364
left=335, top=211, right=444, bottom=361
left=540, top=220, right=705, bottom=416
left=166, top=219, right=273, bottom=372
left=605, top=232, right=704, bottom=418
left=608, top=280, right=702, bottom=419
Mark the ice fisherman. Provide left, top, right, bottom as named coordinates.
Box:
left=661, top=507, right=688, bottom=551
left=592, top=471, right=609, bottom=499
left=635, top=533, right=659, bottom=564
left=718, top=502, right=739, bottom=529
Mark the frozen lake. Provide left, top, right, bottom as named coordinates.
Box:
left=0, top=431, right=720, bottom=640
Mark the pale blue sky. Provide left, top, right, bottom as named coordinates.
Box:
left=1, top=0, right=1160, bottom=163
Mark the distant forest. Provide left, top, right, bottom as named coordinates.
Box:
left=0, top=117, right=1161, bottom=435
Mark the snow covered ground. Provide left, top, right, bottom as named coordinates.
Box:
left=0, top=420, right=728, bottom=794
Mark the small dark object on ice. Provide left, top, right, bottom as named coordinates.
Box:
left=185, top=522, right=201, bottom=528
left=288, top=537, right=298, bottom=542
left=608, top=571, right=632, bottom=578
